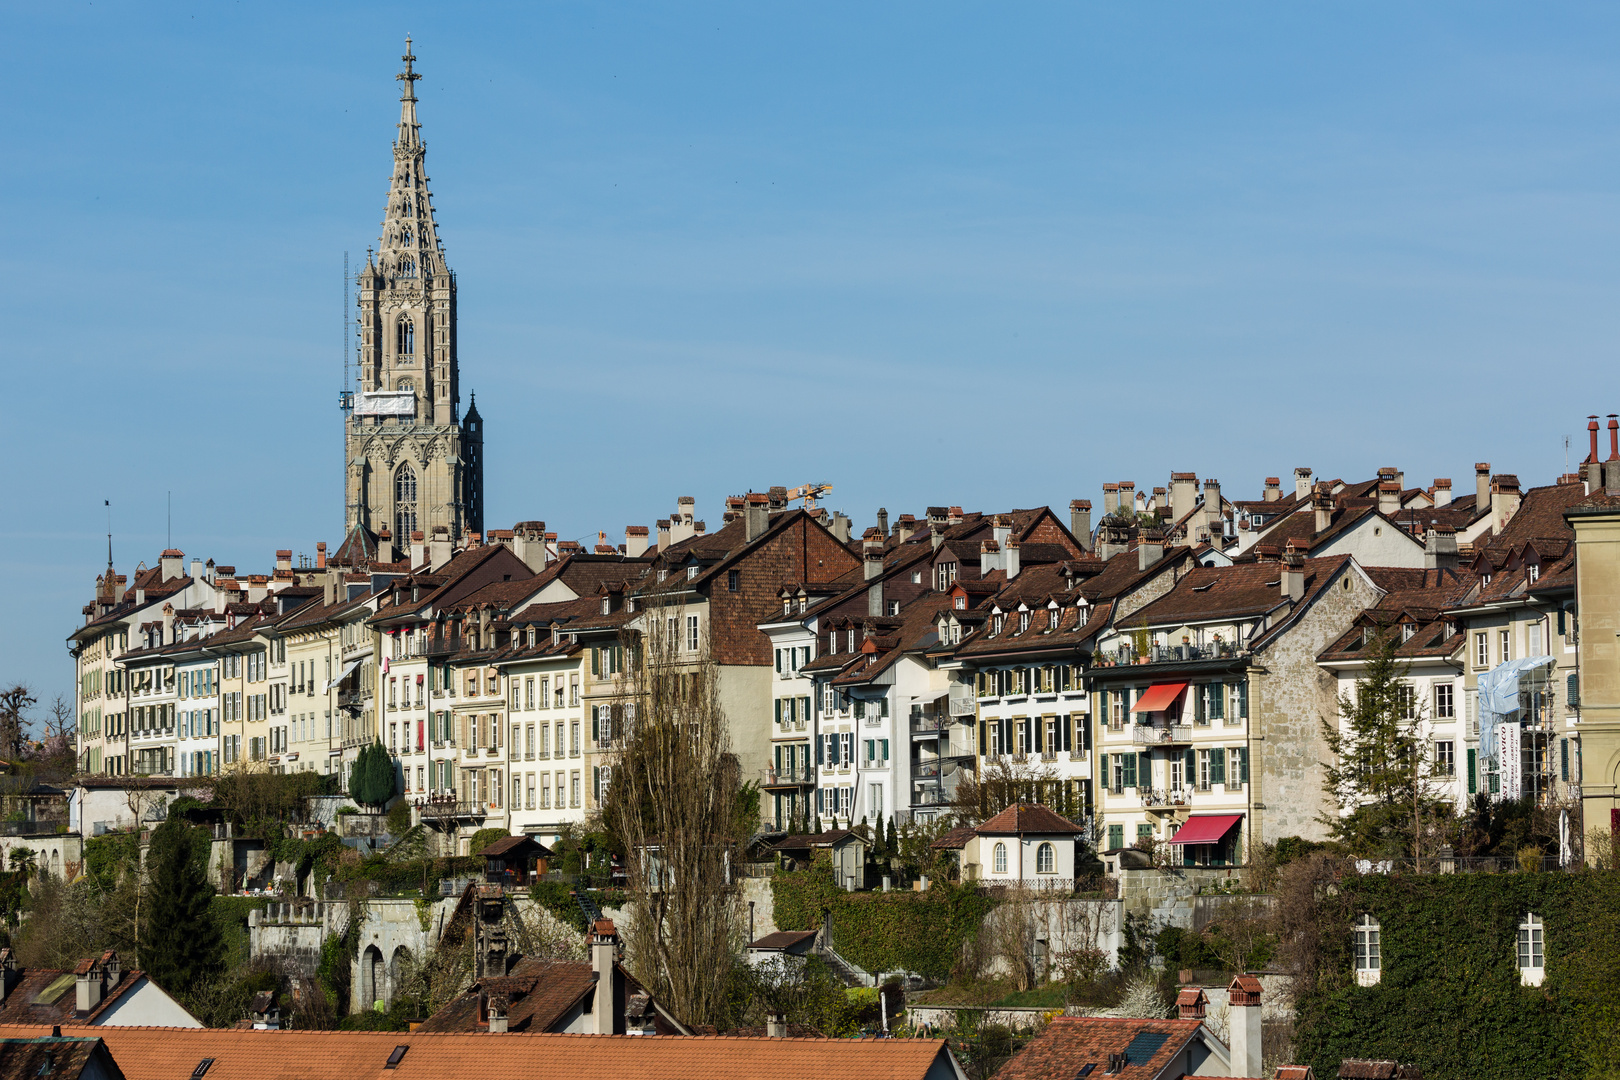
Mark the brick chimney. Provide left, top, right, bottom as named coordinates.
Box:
left=980, top=539, right=1000, bottom=577
left=1263, top=477, right=1281, bottom=502
left=275, top=549, right=293, bottom=573
left=1069, top=500, right=1092, bottom=551
left=1228, top=975, right=1263, bottom=1080
left=895, top=514, right=917, bottom=543
left=315, top=542, right=327, bottom=570
left=1607, top=416, right=1620, bottom=492
left=1584, top=416, right=1603, bottom=492
left=1294, top=467, right=1313, bottom=500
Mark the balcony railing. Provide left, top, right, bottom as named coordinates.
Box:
left=1098, top=642, right=1247, bottom=667
left=763, top=765, right=815, bottom=787
left=1132, top=724, right=1194, bottom=745
left=911, top=714, right=952, bottom=736
left=1140, top=787, right=1190, bottom=808
left=911, top=788, right=950, bottom=807
left=947, top=688, right=977, bottom=718
left=417, top=796, right=487, bottom=819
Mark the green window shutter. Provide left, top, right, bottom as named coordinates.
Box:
left=1561, top=738, right=1569, bottom=781
left=1238, top=680, right=1249, bottom=719
left=591, top=649, right=600, bottom=676
left=1100, top=753, right=1109, bottom=785
left=1240, top=747, right=1250, bottom=783
left=1194, top=686, right=1205, bottom=723
left=1108, top=824, right=1124, bottom=851
left=865, top=739, right=874, bottom=761
left=1557, top=607, right=1566, bottom=636
left=1122, top=752, right=1136, bottom=788
left=855, top=700, right=865, bottom=720
left=979, top=719, right=987, bottom=754
left=1140, top=752, right=1151, bottom=787
left=1211, top=747, right=1226, bottom=785
left=882, top=698, right=890, bottom=717
left=775, top=699, right=782, bottom=724
left=881, top=739, right=889, bottom=760
left=1184, top=747, right=1195, bottom=779
left=775, top=650, right=782, bottom=673
left=1033, top=718, right=1043, bottom=754
left=1210, top=682, right=1224, bottom=719
left=591, top=706, right=600, bottom=742
left=775, top=745, right=782, bottom=771
left=1568, top=673, right=1580, bottom=709
left=1097, top=690, right=1108, bottom=725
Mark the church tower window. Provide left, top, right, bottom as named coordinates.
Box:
left=399, top=258, right=416, bottom=278
left=398, top=317, right=414, bottom=356
left=395, top=464, right=418, bottom=541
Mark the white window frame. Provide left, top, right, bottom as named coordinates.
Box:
left=1354, top=914, right=1381, bottom=985
left=1518, top=913, right=1545, bottom=986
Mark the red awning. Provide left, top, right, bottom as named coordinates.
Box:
left=1130, top=682, right=1188, bottom=714
left=1169, top=814, right=1243, bottom=846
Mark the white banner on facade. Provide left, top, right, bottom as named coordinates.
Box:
left=1498, top=720, right=1522, bottom=801
left=353, top=391, right=417, bottom=417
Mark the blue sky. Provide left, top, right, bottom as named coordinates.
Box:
left=4, top=3, right=1618, bottom=709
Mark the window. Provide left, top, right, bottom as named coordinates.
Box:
left=993, top=842, right=1008, bottom=874
left=936, top=562, right=958, bottom=591
left=686, top=615, right=699, bottom=652
left=1036, top=842, right=1055, bottom=874
left=1434, top=683, right=1454, bottom=719
left=394, top=463, right=418, bottom=542
left=1518, top=914, right=1545, bottom=986
left=1434, top=740, right=1455, bottom=776
left=397, top=317, right=414, bottom=356
left=1108, top=824, right=1124, bottom=851
left=1396, top=685, right=1416, bottom=720
left=1499, top=629, right=1511, bottom=664
left=1354, top=914, right=1381, bottom=985
left=728, top=570, right=740, bottom=592
left=1476, top=632, right=1489, bottom=669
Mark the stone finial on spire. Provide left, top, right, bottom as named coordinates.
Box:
left=396, top=35, right=422, bottom=147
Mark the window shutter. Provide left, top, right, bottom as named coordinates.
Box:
left=1568, top=673, right=1580, bottom=709
left=881, top=738, right=889, bottom=760
left=816, top=736, right=825, bottom=765
left=1184, top=747, right=1196, bottom=778
left=1096, top=689, right=1108, bottom=724
left=1100, top=753, right=1109, bottom=786
left=1467, top=748, right=1477, bottom=794
left=1194, top=686, right=1205, bottom=723
left=1560, top=738, right=1569, bottom=781
left=1211, top=747, right=1226, bottom=785
left=1238, top=680, right=1249, bottom=719
left=775, top=699, right=782, bottom=725
left=1122, top=752, right=1136, bottom=788
left=979, top=719, right=987, bottom=754
left=1557, top=607, right=1566, bottom=636
left=1140, top=752, right=1151, bottom=787
left=591, top=649, right=600, bottom=676
left=1033, top=718, right=1043, bottom=754
left=775, top=650, right=782, bottom=673
left=774, top=745, right=782, bottom=771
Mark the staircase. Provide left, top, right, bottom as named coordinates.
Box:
left=572, top=890, right=603, bottom=928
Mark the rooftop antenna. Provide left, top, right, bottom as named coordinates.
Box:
left=167, top=491, right=172, bottom=549
left=1564, top=434, right=1570, bottom=474
left=105, top=499, right=113, bottom=570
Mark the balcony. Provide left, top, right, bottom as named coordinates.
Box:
left=1141, top=787, right=1190, bottom=809
left=763, top=764, right=815, bottom=788
left=947, top=687, right=977, bottom=718
left=338, top=689, right=364, bottom=710
left=1095, top=642, right=1248, bottom=667
left=1132, top=724, right=1194, bottom=745
left=418, top=796, right=487, bottom=820
left=911, top=787, right=951, bottom=807
left=911, top=714, right=953, bottom=737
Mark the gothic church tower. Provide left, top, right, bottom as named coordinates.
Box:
left=345, top=38, right=483, bottom=545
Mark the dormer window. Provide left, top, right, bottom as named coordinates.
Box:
left=1528, top=564, right=1539, bottom=583
left=601, top=597, right=611, bottom=615
left=954, top=596, right=966, bottom=611
left=993, top=615, right=1005, bottom=636
left=1401, top=623, right=1415, bottom=643
left=1049, top=609, right=1060, bottom=630
left=687, top=565, right=698, bottom=581
left=1019, top=612, right=1031, bottom=634
left=657, top=569, right=668, bottom=583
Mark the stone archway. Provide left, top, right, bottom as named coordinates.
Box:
left=389, top=946, right=412, bottom=1005
left=361, top=945, right=385, bottom=1010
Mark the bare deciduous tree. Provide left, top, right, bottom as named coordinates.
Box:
left=601, top=597, right=745, bottom=1029
left=953, top=756, right=1060, bottom=822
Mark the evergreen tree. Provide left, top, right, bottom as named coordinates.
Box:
left=885, top=816, right=898, bottom=860
left=1320, top=627, right=1438, bottom=858
left=142, top=816, right=223, bottom=994
left=349, top=740, right=397, bottom=809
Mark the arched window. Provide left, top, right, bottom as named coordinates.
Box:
left=397, top=317, right=415, bottom=357
left=400, top=228, right=413, bottom=247
left=1518, top=913, right=1545, bottom=986
left=992, top=842, right=1008, bottom=874
left=1354, top=914, right=1381, bottom=985
left=399, top=258, right=416, bottom=278
left=1036, top=842, right=1055, bottom=874
left=395, top=464, right=418, bottom=542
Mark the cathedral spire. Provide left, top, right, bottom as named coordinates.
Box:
left=396, top=36, right=421, bottom=148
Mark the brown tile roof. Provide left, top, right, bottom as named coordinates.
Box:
left=0, top=1035, right=120, bottom=1080
left=0, top=959, right=169, bottom=1027
left=975, top=802, right=1083, bottom=835
left=414, top=956, right=601, bottom=1033
left=1485, top=482, right=1587, bottom=554
left=0, top=1025, right=956, bottom=1080
left=1129, top=556, right=1347, bottom=627
left=930, top=824, right=977, bottom=850
left=747, top=930, right=817, bottom=950
left=993, top=1017, right=1205, bottom=1080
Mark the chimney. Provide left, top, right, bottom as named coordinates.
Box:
left=671, top=497, right=697, bottom=544
left=1281, top=541, right=1305, bottom=601
left=830, top=512, right=852, bottom=543
left=315, top=542, right=327, bottom=569
left=980, top=539, right=1001, bottom=577
left=1294, top=467, right=1313, bottom=500
left=745, top=494, right=770, bottom=543
left=992, top=515, right=1011, bottom=550
left=767, top=487, right=788, bottom=512
left=1228, top=976, right=1263, bottom=1080
left=1475, top=462, right=1491, bottom=508
left=378, top=529, right=395, bottom=565
left=1102, top=483, right=1120, bottom=516
left=1176, top=987, right=1207, bottom=1021
left=1203, top=478, right=1223, bottom=535
left=876, top=508, right=889, bottom=538
left=1004, top=538, right=1021, bottom=580
left=1491, top=475, right=1522, bottom=533
left=487, top=994, right=509, bottom=1034
left=1151, top=486, right=1167, bottom=512
left=276, top=549, right=293, bottom=573
left=430, top=526, right=453, bottom=571
left=1119, top=481, right=1137, bottom=513
left=102, top=952, right=119, bottom=989
left=1585, top=416, right=1604, bottom=492
left=590, top=920, right=618, bottom=1035
left=895, top=514, right=917, bottom=543
left=1263, top=477, right=1281, bottom=503
left=511, top=522, right=548, bottom=571
left=1607, top=416, right=1620, bottom=492
left=74, top=958, right=103, bottom=1014
left=625, top=525, right=650, bottom=558
left=1069, top=500, right=1092, bottom=552
left=863, top=533, right=885, bottom=581
left=1424, top=525, right=1459, bottom=571
left=1432, top=479, right=1452, bottom=507
left=160, top=549, right=184, bottom=582
left=656, top=519, right=671, bottom=552
left=1378, top=482, right=1401, bottom=516
left=1313, top=486, right=1334, bottom=535
left=189, top=558, right=204, bottom=583
left=1137, top=532, right=1164, bottom=571
left=766, top=1013, right=787, bottom=1038
left=1170, top=473, right=1198, bottom=523
left=249, top=989, right=280, bottom=1030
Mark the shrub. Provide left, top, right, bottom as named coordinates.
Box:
left=468, top=828, right=508, bottom=856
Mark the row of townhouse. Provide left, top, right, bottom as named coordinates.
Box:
left=70, top=442, right=1620, bottom=866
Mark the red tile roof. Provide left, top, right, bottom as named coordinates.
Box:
left=993, top=1017, right=1206, bottom=1080
left=0, top=1025, right=956, bottom=1080
left=975, top=803, right=1084, bottom=835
